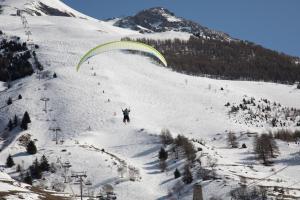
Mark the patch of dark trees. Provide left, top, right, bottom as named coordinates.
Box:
left=6, top=153, right=54, bottom=185
left=123, top=37, right=300, bottom=84
left=0, top=34, right=42, bottom=82
left=5, top=111, right=30, bottom=132
left=35, top=2, right=75, bottom=17
left=273, top=129, right=300, bottom=142
left=1, top=111, right=30, bottom=151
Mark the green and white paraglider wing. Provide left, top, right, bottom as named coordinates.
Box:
left=76, top=40, right=167, bottom=71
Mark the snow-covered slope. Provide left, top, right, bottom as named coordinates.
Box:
left=0, top=171, right=70, bottom=199
left=1, top=1, right=300, bottom=200
left=1, top=0, right=93, bottom=19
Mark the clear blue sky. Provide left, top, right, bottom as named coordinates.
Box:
left=63, top=0, right=300, bottom=57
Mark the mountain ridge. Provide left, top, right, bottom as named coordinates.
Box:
left=111, top=7, right=234, bottom=41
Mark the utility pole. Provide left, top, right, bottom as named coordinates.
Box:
left=71, top=171, right=87, bottom=200
left=40, top=97, right=50, bottom=113
left=25, top=30, right=32, bottom=41
left=193, top=182, right=204, bottom=200
left=62, top=161, right=72, bottom=183
left=21, top=15, right=28, bottom=28
left=49, top=127, right=61, bottom=144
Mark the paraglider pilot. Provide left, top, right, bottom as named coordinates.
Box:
left=122, top=108, right=130, bottom=124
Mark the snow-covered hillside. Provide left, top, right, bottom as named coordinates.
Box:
left=0, top=171, right=71, bottom=199
left=1, top=1, right=300, bottom=200
left=1, top=0, right=93, bottom=19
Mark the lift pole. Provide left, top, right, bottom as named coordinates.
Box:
left=40, top=97, right=50, bottom=113
left=71, top=171, right=87, bottom=200
left=49, top=127, right=61, bottom=144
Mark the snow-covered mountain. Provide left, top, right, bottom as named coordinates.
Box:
left=0, top=0, right=92, bottom=18
left=1, top=1, right=300, bottom=200
left=111, top=7, right=233, bottom=41
left=111, top=7, right=300, bottom=84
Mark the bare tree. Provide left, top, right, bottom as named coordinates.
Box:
left=117, top=165, right=127, bottom=178
left=230, top=186, right=268, bottom=200
left=254, top=133, right=279, bottom=165
left=207, top=155, right=218, bottom=169
left=227, top=131, right=238, bottom=148
left=182, top=165, right=193, bottom=184
left=175, top=135, right=196, bottom=161
left=267, top=132, right=279, bottom=158
left=128, top=166, right=140, bottom=181
left=160, top=128, right=174, bottom=145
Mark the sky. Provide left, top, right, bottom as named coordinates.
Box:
left=63, top=0, right=300, bottom=57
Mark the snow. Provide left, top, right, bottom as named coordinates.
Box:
left=0, top=1, right=300, bottom=200
left=159, top=11, right=181, bottom=22
left=1, top=0, right=94, bottom=20
left=0, top=172, right=41, bottom=200
left=5, top=193, right=40, bottom=200
left=132, top=30, right=191, bottom=40
left=164, top=14, right=181, bottom=22
left=0, top=181, right=28, bottom=192
left=0, top=82, right=6, bottom=92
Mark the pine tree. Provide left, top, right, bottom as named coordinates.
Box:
left=21, top=111, right=31, bottom=130
left=7, top=119, right=13, bottom=131
left=18, top=94, right=22, bottom=100
left=23, top=111, right=31, bottom=123
left=26, top=141, right=37, bottom=154
left=158, top=147, right=168, bottom=161
left=7, top=97, right=12, bottom=105
left=174, top=168, right=181, bottom=179
left=182, top=165, right=193, bottom=184
left=20, top=120, right=28, bottom=130
left=53, top=73, right=57, bottom=78
left=24, top=172, right=32, bottom=185
left=30, top=158, right=42, bottom=179
left=6, top=154, right=15, bottom=168
left=39, top=155, right=50, bottom=171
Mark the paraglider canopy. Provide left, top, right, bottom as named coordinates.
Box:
left=76, top=40, right=167, bottom=71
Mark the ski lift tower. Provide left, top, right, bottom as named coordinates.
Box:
left=25, top=30, right=32, bottom=41
left=71, top=171, right=87, bottom=200
left=40, top=97, right=50, bottom=113
left=85, top=179, right=94, bottom=200
left=62, top=161, right=72, bottom=183
left=49, top=126, right=61, bottom=145
left=20, top=15, right=28, bottom=28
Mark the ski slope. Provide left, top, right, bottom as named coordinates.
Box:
left=1, top=1, right=300, bottom=199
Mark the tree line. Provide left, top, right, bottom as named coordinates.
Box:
left=0, top=34, right=42, bottom=83
left=122, top=37, right=300, bottom=84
